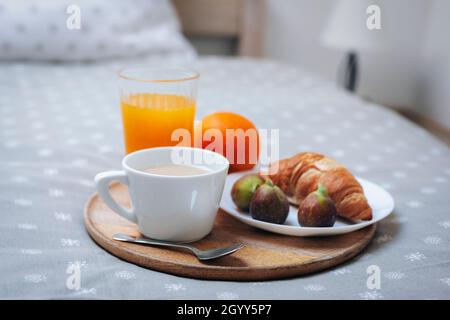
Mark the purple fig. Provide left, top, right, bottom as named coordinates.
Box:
left=298, top=184, right=336, bottom=227
left=249, top=180, right=289, bottom=224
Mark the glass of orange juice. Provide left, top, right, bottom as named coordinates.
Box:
left=118, top=67, right=199, bottom=154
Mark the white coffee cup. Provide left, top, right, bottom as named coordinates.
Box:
left=95, top=147, right=229, bottom=242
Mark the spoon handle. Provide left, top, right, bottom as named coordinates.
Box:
left=113, top=233, right=197, bottom=255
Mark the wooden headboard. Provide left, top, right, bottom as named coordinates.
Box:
left=172, top=0, right=265, bottom=57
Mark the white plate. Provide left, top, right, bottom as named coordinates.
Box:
left=220, top=172, right=395, bottom=237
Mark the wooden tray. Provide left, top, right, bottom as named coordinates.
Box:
left=84, top=183, right=376, bottom=281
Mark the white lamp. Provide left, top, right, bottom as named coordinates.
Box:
left=321, top=0, right=393, bottom=91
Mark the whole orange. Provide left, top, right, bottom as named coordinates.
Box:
left=198, top=112, right=259, bottom=172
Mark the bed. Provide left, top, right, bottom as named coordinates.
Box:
left=1, top=52, right=450, bottom=299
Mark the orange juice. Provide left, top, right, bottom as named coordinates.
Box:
left=121, top=93, right=196, bottom=154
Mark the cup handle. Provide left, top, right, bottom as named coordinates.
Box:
left=94, top=171, right=137, bottom=223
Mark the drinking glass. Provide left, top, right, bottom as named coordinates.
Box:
left=119, top=67, right=199, bottom=154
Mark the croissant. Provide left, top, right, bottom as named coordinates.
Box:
left=267, top=152, right=372, bottom=221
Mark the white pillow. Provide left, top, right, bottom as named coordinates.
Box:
left=0, top=0, right=195, bottom=61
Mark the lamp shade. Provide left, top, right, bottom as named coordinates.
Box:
left=321, top=0, right=393, bottom=52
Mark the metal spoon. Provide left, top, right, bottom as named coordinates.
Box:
left=113, top=233, right=244, bottom=261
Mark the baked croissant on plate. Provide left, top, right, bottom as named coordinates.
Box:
left=266, top=152, right=372, bottom=221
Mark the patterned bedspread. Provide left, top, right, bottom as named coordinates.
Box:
left=1, top=56, right=449, bottom=299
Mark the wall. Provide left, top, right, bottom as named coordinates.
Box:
left=264, top=0, right=339, bottom=82
left=264, top=0, right=450, bottom=129
left=416, top=0, right=450, bottom=129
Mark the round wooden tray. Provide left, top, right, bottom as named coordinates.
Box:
left=84, top=183, right=376, bottom=281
